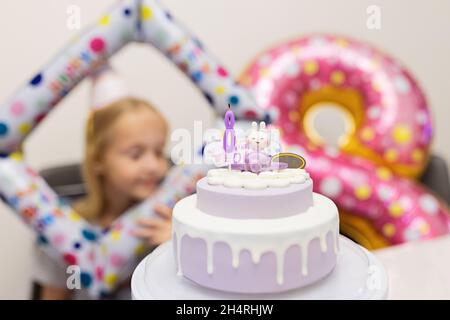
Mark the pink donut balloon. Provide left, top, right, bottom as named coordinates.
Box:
left=241, top=35, right=450, bottom=248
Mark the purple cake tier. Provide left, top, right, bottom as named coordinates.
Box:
left=196, top=177, right=314, bottom=219
left=174, top=232, right=337, bottom=293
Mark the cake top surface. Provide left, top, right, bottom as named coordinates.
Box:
left=205, top=168, right=311, bottom=190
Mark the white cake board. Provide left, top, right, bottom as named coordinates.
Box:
left=131, top=236, right=388, bottom=300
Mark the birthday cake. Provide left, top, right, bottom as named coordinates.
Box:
left=172, top=109, right=340, bottom=294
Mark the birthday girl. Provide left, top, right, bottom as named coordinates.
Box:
left=31, top=66, right=178, bottom=299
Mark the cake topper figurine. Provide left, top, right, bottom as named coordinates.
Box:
left=204, top=106, right=306, bottom=173
left=231, top=121, right=288, bottom=173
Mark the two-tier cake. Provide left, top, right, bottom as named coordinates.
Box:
left=171, top=108, right=340, bottom=294
left=172, top=168, right=339, bottom=293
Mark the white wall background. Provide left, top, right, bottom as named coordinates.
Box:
left=0, top=0, right=449, bottom=299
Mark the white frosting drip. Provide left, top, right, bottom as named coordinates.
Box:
left=173, top=193, right=339, bottom=286
left=206, top=168, right=310, bottom=189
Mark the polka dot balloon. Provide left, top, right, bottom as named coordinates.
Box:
left=0, top=0, right=267, bottom=298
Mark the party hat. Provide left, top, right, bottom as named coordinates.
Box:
left=90, top=63, right=130, bottom=110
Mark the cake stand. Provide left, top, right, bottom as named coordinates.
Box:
left=131, top=236, right=388, bottom=300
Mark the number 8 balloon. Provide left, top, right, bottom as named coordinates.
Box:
left=240, top=35, right=450, bottom=248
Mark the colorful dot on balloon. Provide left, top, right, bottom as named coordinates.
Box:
left=123, top=8, right=132, bottom=16
left=82, top=229, right=97, bottom=242
left=264, top=112, right=273, bottom=125
left=320, top=177, right=343, bottom=197
left=286, top=64, right=301, bottom=78
left=228, top=95, right=239, bottom=106
left=217, top=66, right=228, bottom=77
left=52, top=233, right=66, bottom=246
left=419, top=222, right=430, bottom=235
left=306, top=142, right=318, bottom=151
left=100, top=244, right=108, bottom=256
left=34, top=113, right=46, bottom=124
left=69, top=211, right=81, bottom=222
left=367, top=106, right=381, bottom=119
left=389, top=202, right=404, bottom=218
left=392, top=125, right=412, bottom=144
left=201, top=63, right=210, bottom=73
left=136, top=19, right=142, bottom=32
left=0, top=123, right=8, bottom=136
left=191, top=71, right=203, bottom=83
left=419, top=195, right=439, bottom=215
left=382, top=223, right=396, bottom=237
left=30, top=73, right=43, bottom=86
left=10, top=152, right=23, bottom=161
left=335, top=38, right=349, bottom=48
left=354, top=185, right=372, bottom=200
left=244, top=110, right=258, bottom=119
left=288, top=111, right=300, bottom=122
left=376, top=167, right=392, bottom=181
left=95, top=267, right=104, bottom=280
left=110, top=230, right=121, bottom=241
left=304, top=61, right=318, bottom=75
left=110, top=253, right=124, bottom=268
left=240, top=75, right=252, bottom=86
left=291, top=45, right=302, bottom=55
left=371, top=81, right=381, bottom=92
left=105, top=273, right=118, bottom=287
left=53, top=208, right=64, bottom=218
left=384, top=149, right=398, bottom=162
left=90, top=37, right=105, bottom=53
left=19, top=123, right=31, bottom=135
left=259, top=68, right=270, bottom=78
left=360, top=127, right=375, bottom=141
left=193, top=38, right=204, bottom=50
left=372, top=57, right=382, bottom=69
left=37, top=234, right=49, bottom=245
left=63, top=253, right=77, bottom=265
left=42, top=214, right=55, bottom=226
left=86, top=249, right=95, bottom=262
left=403, top=228, right=420, bottom=241
left=214, top=86, right=225, bottom=95
left=412, top=148, right=424, bottom=163
left=80, top=272, right=92, bottom=288
left=134, top=243, right=147, bottom=256
left=98, top=15, right=110, bottom=26
left=330, top=71, right=345, bottom=85
left=203, top=92, right=214, bottom=105
left=73, top=242, right=82, bottom=250
left=141, top=5, right=153, bottom=20
left=10, top=102, right=25, bottom=116
left=393, top=75, right=411, bottom=94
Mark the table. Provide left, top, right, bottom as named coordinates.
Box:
left=374, top=234, right=450, bottom=299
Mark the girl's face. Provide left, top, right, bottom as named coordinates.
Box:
left=98, top=107, right=169, bottom=202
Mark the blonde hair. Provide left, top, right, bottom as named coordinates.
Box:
left=74, top=97, right=167, bottom=222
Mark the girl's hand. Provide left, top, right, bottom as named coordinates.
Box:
left=132, top=204, right=173, bottom=247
